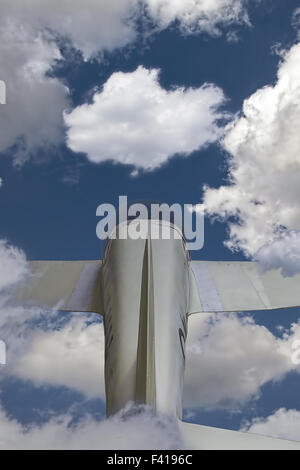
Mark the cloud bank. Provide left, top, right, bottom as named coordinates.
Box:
left=203, top=41, right=300, bottom=275
left=0, top=404, right=182, bottom=450
left=183, top=313, right=300, bottom=410
left=13, top=317, right=105, bottom=399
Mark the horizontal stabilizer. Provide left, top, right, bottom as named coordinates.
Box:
left=189, top=261, right=300, bottom=313
left=12, top=261, right=103, bottom=314
left=179, top=420, right=300, bottom=450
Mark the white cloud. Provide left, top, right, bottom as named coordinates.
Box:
left=0, top=1, right=139, bottom=60
left=65, top=66, right=226, bottom=170
left=13, top=316, right=105, bottom=399
left=0, top=240, right=29, bottom=293
left=203, top=42, right=300, bottom=274
left=183, top=313, right=300, bottom=410
left=0, top=22, right=69, bottom=163
left=242, top=408, right=300, bottom=442
left=0, top=404, right=182, bottom=449
left=255, top=231, right=300, bottom=277
left=145, top=0, right=249, bottom=36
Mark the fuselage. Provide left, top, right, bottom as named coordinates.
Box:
left=101, top=220, right=190, bottom=418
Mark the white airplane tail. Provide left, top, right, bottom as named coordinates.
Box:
left=8, top=226, right=300, bottom=449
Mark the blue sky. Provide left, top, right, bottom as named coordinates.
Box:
left=1, top=0, right=300, bottom=449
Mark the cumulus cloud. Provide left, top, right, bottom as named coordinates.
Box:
left=0, top=404, right=182, bottom=450
left=0, top=1, right=139, bottom=60
left=0, top=22, right=69, bottom=163
left=13, top=317, right=105, bottom=399
left=183, top=313, right=300, bottom=410
left=255, top=231, right=300, bottom=277
left=242, top=408, right=300, bottom=442
left=65, top=66, right=226, bottom=170
left=145, top=0, right=249, bottom=37
left=203, top=42, right=300, bottom=274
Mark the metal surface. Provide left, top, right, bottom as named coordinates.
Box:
left=13, top=260, right=103, bottom=313
left=190, top=260, right=300, bottom=313
left=179, top=420, right=300, bottom=450
left=101, top=221, right=189, bottom=418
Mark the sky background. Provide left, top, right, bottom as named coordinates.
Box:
left=1, top=0, right=300, bottom=449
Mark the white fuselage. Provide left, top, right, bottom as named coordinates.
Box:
left=101, top=220, right=190, bottom=418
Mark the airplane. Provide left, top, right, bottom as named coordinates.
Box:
left=11, top=214, right=300, bottom=449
